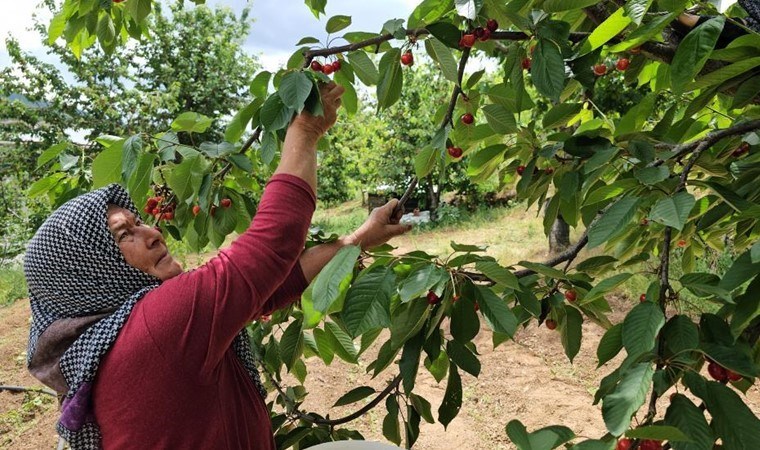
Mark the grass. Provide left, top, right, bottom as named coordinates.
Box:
left=0, top=264, right=27, bottom=307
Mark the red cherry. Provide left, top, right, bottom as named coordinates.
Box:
left=545, top=319, right=557, bottom=330
left=474, top=302, right=479, bottom=312
left=163, top=211, right=174, bottom=220
left=708, top=362, right=728, bottom=382
left=727, top=369, right=743, bottom=382
left=669, top=392, right=677, bottom=402
left=459, top=34, right=476, bottom=48
left=521, top=58, right=531, bottom=70
left=192, top=205, right=201, bottom=216
left=113, top=0, right=125, bottom=3
left=486, top=19, right=498, bottom=32
left=151, top=207, right=160, bottom=215
left=146, top=197, right=159, bottom=209
left=616, top=438, right=633, bottom=450
left=564, top=290, right=577, bottom=302
left=639, top=440, right=662, bottom=450
left=474, top=27, right=486, bottom=38
left=260, top=315, right=271, bottom=322
left=400, top=51, right=414, bottom=66
left=616, top=58, right=630, bottom=71
left=331, top=60, right=341, bottom=72
left=732, top=142, right=751, bottom=157
left=639, top=293, right=647, bottom=302
left=640, top=218, right=649, bottom=226
left=426, top=291, right=440, bottom=305
left=677, top=239, right=687, bottom=248
left=461, top=113, right=474, bottom=125
left=322, top=64, right=334, bottom=75
left=143, top=205, right=153, bottom=214
left=310, top=60, right=323, bottom=72
left=448, top=146, right=463, bottom=158
left=210, top=205, right=217, bottom=217
left=452, top=295, right=460, bottom=303
left=516, top=165, right=526, bottom=176
left=593, top=64, right=608, bottom=76
left=479, top=29, right=491, bottom=42
left=221, top=198, right=232, bottom=208
left=545, top=167, right=554, bottom=175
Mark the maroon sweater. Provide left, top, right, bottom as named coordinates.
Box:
left=93, top=174, right=315, bottom=449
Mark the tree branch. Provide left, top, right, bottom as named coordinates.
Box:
left=0, top=385, right=57, bottom=396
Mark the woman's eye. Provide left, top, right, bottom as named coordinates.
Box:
left=118, top=232, right=128, bottom=242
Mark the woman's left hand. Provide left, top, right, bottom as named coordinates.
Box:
left=344, top=199, right=412, bottom=250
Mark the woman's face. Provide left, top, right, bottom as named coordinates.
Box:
left=106, top=205, right=183, bottom=281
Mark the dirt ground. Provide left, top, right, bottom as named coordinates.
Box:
left=2, top=294, right=758, bottom=449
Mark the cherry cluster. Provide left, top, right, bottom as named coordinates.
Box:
left=143, top=196, right=175, bottom=221
left=616, top=438, right=662, bottom=450
left=459, top=19, right=499, bottom=48
left=310, top=59, right=342, bottom=75
left=191, top=198, right=232, bottom=217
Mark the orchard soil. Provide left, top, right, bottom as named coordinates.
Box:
left=2, top=212, right=760, bottom=448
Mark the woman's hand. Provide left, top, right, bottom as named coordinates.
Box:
left=344, top=199, right=412, bottom=251
left=288, top=82, right=345, bottom=142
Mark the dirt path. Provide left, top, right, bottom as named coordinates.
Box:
left=4, top=294, right=757, bottom=449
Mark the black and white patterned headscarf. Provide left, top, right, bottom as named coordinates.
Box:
left=740, top=0, right=760, bottom=31
left=24, top=183, right=266, bottom=449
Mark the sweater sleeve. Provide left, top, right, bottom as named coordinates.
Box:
left=260, top=260, right=309, bottom=316
left=139, top=174, right=316, bottom=382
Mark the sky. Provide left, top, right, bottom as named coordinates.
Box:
left=0, top=0, right=420, bottom=71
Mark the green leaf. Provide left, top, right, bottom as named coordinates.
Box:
left=578, top=7, right=632, bottom=55
left=543, top=103, right=583, bottom=129
left=325, top=15, right=351, bottom=33
left=597, top=323, right=623, bottom=367
left=542, top=0, right=600, bottom=12
left=732, top=75, right=760, bottom=109
left=312, top=328, right=334, bottom=364
left=171, top=112, right=213, bottom=134
left=690, top=56, right=760, bottom=92
left=279, top=71, right=314, bottom=112
left=649, top=192, right=696, bottom=231
left=700, top=342, right=759, bottom=378
left=398, top=264, right=445, bottom=303
left=260, top=93, right=293, bottom=131
left=476, top=285, right=517, bottom=337
left=126, top=0, right=151, bottom=23
left=506, top=420, right=576, bottom=450
left=678, top=273, right=729, bottom=299
left=304, top=0, right=327, bottom=18
left=391, top=298, right=430, bottom=348
left=377, top=48, right=403, bottom=109
left=415, top=145, right=439, bottom=179
left=622, top=302, right=665, bottom=357
left=249, top=71, right=272, bottom=98
left=719, top=248, right=760, bottom=291
left=408, top=0, right=453, bottom=28
left=325, top=321, right=358, bottom=363
left=703, top=381, right=760, bottom=448
left=92, top=142, right=124, bottom=188
left=671, top=16, right=725, bottom=94
left=438, top=364, right=462, bottom=429
left=127, top=153, right=156, bottom=204
left=602, top=362, right=655, bottom=436
left=475, top=261, right=519, bottom=289
left=342, top=265, right=395, bottom=337
left=224, top=100, right=259, bottom=143
left=48, top=11, right=67, bottom=44
left=561, top=305, right=583, bottom=362
left=383, top=396, right=402, bottom=445
left=400, top=331, right=425, bottom=394
left=199, top=142, right=236, bottom=158
left=28, top=173, right=66, bottom=198
left=662, top=315, right=699, bottom=356
left=280, top=319, right=304, bottom=370
left=96, top=12, right=115, bottom=46
left=346, top=51, right=379, bottom=86
left=426, top=21, right=462, bottom=48
left=581, top=273, right=633, bottom=305
left=334, top=69, right=358, bottom=115
left=409, top=393, right=435, bottom=424
left=165, top=153, right=208, bottom=202
left=664, top=395, right=714, bottom=450
left=624, top=0, right=653, bottom=25
left=587, top=197, right=640, bottom=248
left=37, top=142, right=68, bottom=169
left=625, top=425, right=690, bottom=442
left=481, top=104, right=518, bottom=134
left=633, top=166, right=669, bottom=186
left=312, top=245, right=360, bottom=313
left=450, top=286, right=480, bottom=343
left=454, top=0, right=483, bottom=19
left=532, top=39, right=566, bottom=101
left=425, top=37, right=459, bottom=84
left=333, top=386, right=376, bottom=407
left=259, top=131, right=278, bottom=166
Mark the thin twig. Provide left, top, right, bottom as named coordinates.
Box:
left=0, top=385, right=57, bottom=396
